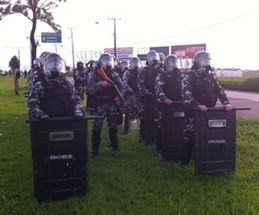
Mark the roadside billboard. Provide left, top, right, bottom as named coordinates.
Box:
left=171, top=44, right=206, bottom=59
left=149, top=46, right=170, bottom=56
left=104, top=47, right=133, bottom=61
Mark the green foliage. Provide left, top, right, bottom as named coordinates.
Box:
left=8, top=55, right=20, bottom=70
left=218, top=76, right=259, bottom=92
left=0, top=0, right=65, bottom=31
left=0, top=0, right=66, bottom=66
left=0, top=77, right=259, bottom=214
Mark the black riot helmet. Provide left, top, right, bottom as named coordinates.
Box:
left=98, top=53, right=114, bottom=70
left=33, top=58, right=41, bottom=67
left=120, top=60, right=129, bottom=71
left=146, top=50, right=160, bottom=66
left=164, top=54, right=179, bottom=74
left=129, top=57, right=141, bottom=70
left=39, top=51, right=51, bottom=66
left=43, top=53, right=66, bottom=83
left=193, top=51, right=211, bottom=69
left=76, top=61, right=84, bottom=70
left=159, top=52, right=166, bottom=63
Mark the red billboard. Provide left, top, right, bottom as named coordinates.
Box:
left=104, top=47, right=133, bottom=60
left=171, top=44, right=206, bottom=59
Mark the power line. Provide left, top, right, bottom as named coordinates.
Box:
left=128, top=10, right=258, bottom=46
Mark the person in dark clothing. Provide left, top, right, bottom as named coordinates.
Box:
left=73, top=61, right=88, bottom=100
left=137, top=50, right=163, bottom=154
left=28, top=58, right=44, bottom=87
left=181, top=51, right=233, bottom=165
left=28, top=53, right=85, bottom=119
left=87, top=53, right=124, bottom=157
left=115, top=60, right=129, bottom=79
left=13, top=65, right=21, bottom=95
left=155, top=54, right=183, bottom=154
left=122, top=57, right=142, bottom=134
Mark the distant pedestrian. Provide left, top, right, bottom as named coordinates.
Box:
left=23, top=69, right=28, bottom=78
left=13, top=65, right=21, bottom=95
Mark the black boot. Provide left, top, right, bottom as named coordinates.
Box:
left=123, top=113, right=130, bottom=135
left=109, top=128, right=120, bottom=152
left=90, top=129, right=101, bottom=157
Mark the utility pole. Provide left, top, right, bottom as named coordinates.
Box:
left=68, top=27, right=75, bottom=68
left=108, top=17, right=121, bottom=58
left=17, top=49, right=20, bottom=60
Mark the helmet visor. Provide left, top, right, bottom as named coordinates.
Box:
left=198, top=58, right=211, bottom=67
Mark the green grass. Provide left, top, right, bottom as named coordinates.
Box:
left=0, top=76, right=259, bottom=214
left=218, top=76, right=259, bottom=92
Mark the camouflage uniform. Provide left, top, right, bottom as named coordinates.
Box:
left=155, top=69, right=184, bottom=153
left=138, top=65, right=162, bottom=146
left=28, top=75, right=85, bottom=119
left=87, top=67, right=124, bottom=156
left=28, top=67, right=45, bottom=88
left=122, top=67, right=142, bottom=134
left=155, top=70, right=183, bottom=104
left=181, top=69, right=230, bottom=164
left=85, top=63, right=97, bottom=111
left=73, top=68, right=88, bottom=100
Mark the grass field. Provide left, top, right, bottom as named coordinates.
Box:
left=0, top=76, right=259, bottom=215
left=218, top=76, right=259, bottom=92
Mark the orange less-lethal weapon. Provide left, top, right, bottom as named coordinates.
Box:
left=97, top=67, right=125, bottom=104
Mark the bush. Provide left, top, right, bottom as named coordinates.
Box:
left=218, top=76, right=259, bottom=92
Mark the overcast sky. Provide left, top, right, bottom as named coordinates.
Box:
left=0, top=0, right=258, bottom=70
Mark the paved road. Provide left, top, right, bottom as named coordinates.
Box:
left=225, top=90, right=259, bottom=119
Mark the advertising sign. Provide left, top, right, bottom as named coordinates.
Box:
left=171, top=44, right=206, bottom=58
left=149, top=46, right=170, bottom=56
left=104, top=47, right=133, bottom=61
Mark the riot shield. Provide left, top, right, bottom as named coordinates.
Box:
left=161, top=103, right=186, bottom=162
left=27, top=116, right=98, bottom=202
left=142, top=96, right=158, bottom=145
left=194, top=107, right=250, bottom=176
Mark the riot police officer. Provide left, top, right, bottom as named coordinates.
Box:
left=87, top=53, right=124, bottom=157
left=73, top=61, right=87, bottom=100
left=156, top=54, right=182, bottom=105
left=181, top=51, right=233, bottom=165
left=28, top=58, right=44, bottom=87
left=85, top=60, right=98, bottom=110
left=122, top=57, right=142, bottom=134
left=28, top=53, right=85, bottom=119
left=138, top=50, right=163, bottom=153
left=115, top=60, right=129, bottom=79
left=155, top=54, right=183, bottom=154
